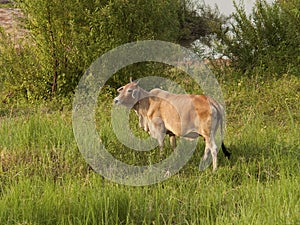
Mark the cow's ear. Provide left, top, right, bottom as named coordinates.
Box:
left=117, top=87, right=123, bottom=92
left=132, top=89, right=139, bottom=99
left=132, top=79, right=140, bottom=86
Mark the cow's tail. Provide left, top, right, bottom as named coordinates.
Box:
left=207, top=96, right=231, bottom=159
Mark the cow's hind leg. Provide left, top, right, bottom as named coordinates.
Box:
left=199, top=136, right=218, bottom=171
left=210, top=140, right=218, bottom=171
left=199, top=137, right=212, bottom=171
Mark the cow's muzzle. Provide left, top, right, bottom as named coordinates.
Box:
left=114, top=97, right=120, bottom=105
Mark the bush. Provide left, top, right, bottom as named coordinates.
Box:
left=215, top=0, right=300, bottom=76
left=0, top=28, right=43, bottom=102
left=1, top=0, right=226, bottom=103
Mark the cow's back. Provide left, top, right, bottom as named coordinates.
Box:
left=149, top=89, right=211, bottom=137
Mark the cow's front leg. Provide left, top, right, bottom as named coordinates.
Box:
left=169, top=135, right=176, bottom=150
left=148, top=117, right=166, bottom=154
left=138, top=114, right=149, bottom=132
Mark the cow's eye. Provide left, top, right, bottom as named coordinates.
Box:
left=127, top=89, right=133, bottom=93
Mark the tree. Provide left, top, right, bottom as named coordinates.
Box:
left=177, top=1, right=226, bottom=48
left=1, top=0, right=224, bottom=101
left=214, top=0, right=300, bottom=75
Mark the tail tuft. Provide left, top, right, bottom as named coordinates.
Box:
left=222, top=142, right=231, bottom=159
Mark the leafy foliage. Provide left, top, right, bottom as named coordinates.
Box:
left=0, top=29, right=41, bottom=102
left=177, top=1, right=226, bottom=47
left=0, top=0, right=224, bottom=103
left=215, top=0, right=300, bottom=75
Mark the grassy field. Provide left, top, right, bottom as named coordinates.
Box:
left=0, top=73, right=299, bottom=224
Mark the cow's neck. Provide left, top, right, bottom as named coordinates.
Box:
left=133, top=88, right=150, bottom=114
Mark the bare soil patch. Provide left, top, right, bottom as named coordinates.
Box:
left=0, top=7, right=27, bottom=41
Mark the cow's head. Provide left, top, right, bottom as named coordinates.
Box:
left=114, top=79, right=141, bottom=108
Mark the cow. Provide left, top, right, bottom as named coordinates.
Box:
left=113, top=80, right=231, bottom=171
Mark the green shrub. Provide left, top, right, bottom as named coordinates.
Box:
left=216, top=0, right=300, bottom=76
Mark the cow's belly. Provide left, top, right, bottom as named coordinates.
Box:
left=164, top=120, right=200, bottom=138
left=183, top=132, right=200, bottom=139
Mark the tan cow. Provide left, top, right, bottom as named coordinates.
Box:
left=114, top=81, right=231, bottom=171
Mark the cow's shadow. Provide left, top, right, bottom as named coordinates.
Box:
left=171, top=140, right=279, bottom=178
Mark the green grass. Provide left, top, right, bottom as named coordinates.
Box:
left=0, top=3, right=15, bottom=8
left=0, top=74, right=299, bottom=224
left=0, top=173, right=299, bottom=225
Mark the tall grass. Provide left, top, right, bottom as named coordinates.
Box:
left=0, top=74, right=299, bottom=224
left=0, top=170, right=299, bottom=224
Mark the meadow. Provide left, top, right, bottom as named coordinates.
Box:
left=0, top=72, right=299, bottom=224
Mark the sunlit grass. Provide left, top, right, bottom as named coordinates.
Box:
left=0, top=74, right=299, bottom=224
